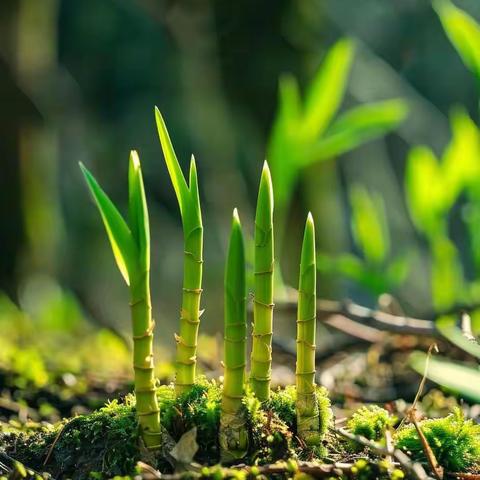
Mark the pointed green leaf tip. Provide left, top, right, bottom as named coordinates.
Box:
left=225, top=208, right=246, bottom=296
left=128, top=150, right=150, bottom=273
left=301, top=213, right=316, bottom=271
left=79, top=161, right=138, bottom=285
left=256, top=161, right=274, bottom=227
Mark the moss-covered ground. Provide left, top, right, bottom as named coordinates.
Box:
left=1, top=380, right=480, bottom=480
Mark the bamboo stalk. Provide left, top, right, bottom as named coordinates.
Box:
left=250, top=161, right=274, bottom=401
left=80, top=152, right=161, bottom=449
left=155, top=108, right=204, bottom=396
left=296, top=213, right=321, bottom=448
left=220, top=209, right=248, bottom=462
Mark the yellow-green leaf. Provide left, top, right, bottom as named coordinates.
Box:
left=302, top=38, right=354, bottom=139
left=434, top=0, right=480, bottom=82
left=310, top=99, right=408, bottom=162
left=80, top=162, right=138, bottom=285
left=409, top=351, right=480, bottom=402
left=128, top=150, right=150, bottom=272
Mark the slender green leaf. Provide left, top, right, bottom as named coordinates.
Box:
left=409, top=351, right=480, bottom=402
left=188, top=155, right=203, bottom=229
left=128, top=150, right=150, bottom=272
left=434, top=0, right=480, bottom=83
left=155, top=107, right=190, bottom=216
left=79, top=162, right=137, bottom=285
left=310, top=99, right=408, bottom=162
left=302, top=38, right=355, bottom=139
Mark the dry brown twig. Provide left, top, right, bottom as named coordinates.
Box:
left=332, top=426, right=433, bottom=480
left=398, top=343, right=443, bottom=480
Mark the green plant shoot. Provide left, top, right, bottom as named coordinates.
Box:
left=220, top=208, right=248, bottom=462
left=155, top=108, right=204, bottom=395
left=80, top=153, right=161, bottom=449
left=296, top=213, right=321, bottom=448
left=250, top=161, right=274, bottom=401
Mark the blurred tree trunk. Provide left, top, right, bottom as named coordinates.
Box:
left=0, top=1, right=38, bottom=298
left=14, top=0, right=63, bottom=278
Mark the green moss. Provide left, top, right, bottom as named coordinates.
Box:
left=347, top=405, right=396, bottom=443
left=264, top=385, right=332, bottom=459
left=395, top=408, right=480, bottom=472
left=159, top=379, right=222, bottom=464
left=1, top=382, right=332, bottom=478
left=2, top=397, right=140, bottom=479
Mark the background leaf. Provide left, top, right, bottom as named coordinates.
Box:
left=310, top=99, right=408, bottom=162
left=349, top=185, right=389, bottom=265
left=409, top=351, right=480, bottom=402
left=302, top=38, right=354, bottom=139
left=434, top=0, right=480, bottom=85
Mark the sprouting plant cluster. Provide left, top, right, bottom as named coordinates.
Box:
left=75, top=108, right=333, bottom=462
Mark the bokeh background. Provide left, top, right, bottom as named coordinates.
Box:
left=2, top=0, right=480, bottom=394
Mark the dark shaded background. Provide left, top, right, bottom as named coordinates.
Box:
left=2, top=0, right=480, bottom=351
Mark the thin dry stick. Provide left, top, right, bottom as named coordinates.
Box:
left=409, top=414, right=443, bottom=480
left=396, top=343, right=438, bottom=432
left=43, top=424, right=64, bottom=466
left=396, top=343, right=443, bottom=480
left=138, top=459, right=398, bottom=480
left=333, top=426, right=433, bottom=480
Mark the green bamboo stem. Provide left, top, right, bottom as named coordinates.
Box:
left=129, top=269, right=161, bottom=449
left=250, top=161, right=274, bottom=401
left=155, top=108, right=203, bottom=396
left=220, top=208, right=248, bottom=462
left=296, top=213, right=321, bottom=448
left=80, top=153, right=161, bottom=449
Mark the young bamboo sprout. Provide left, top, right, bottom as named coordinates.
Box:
left=220, top=209, right=248, bottom=462
left=80, top=153, right=161, bottom=449
left=155, top=108, right=203, bottom=395
left=296, top=213, right=321, bottom=448
left=250, top=161, right=274, bottom=401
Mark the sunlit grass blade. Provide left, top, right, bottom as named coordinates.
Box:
left=80, top=157, right=161, bottom=449
left=154, top=108, right=189, bottom=214
left=155, top=107, right=204, bottom=395
left=128, top=150, right=150, bottom=272
left=250, top=162, right=274, bottom=401
left=220, top=208, right=248, bottom=462
left=80, top=162, right=138, bottom=285
left=296, top=213, right=322, bottom=450
left=302, top=38, right=355, bottom=138
left=434, top=0, right=480, bottom=86
left=311, top=99, right=408, bottom=162
left=409, top=351, right=480, bottom=402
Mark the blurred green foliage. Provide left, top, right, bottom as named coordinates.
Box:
left=0, top=276, right=132, bottom=388
left=3, top=0, right=480, bottom=391
left=268, top=38, right=408, bottom=229
left=318, top=185, right=411, bottom=295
